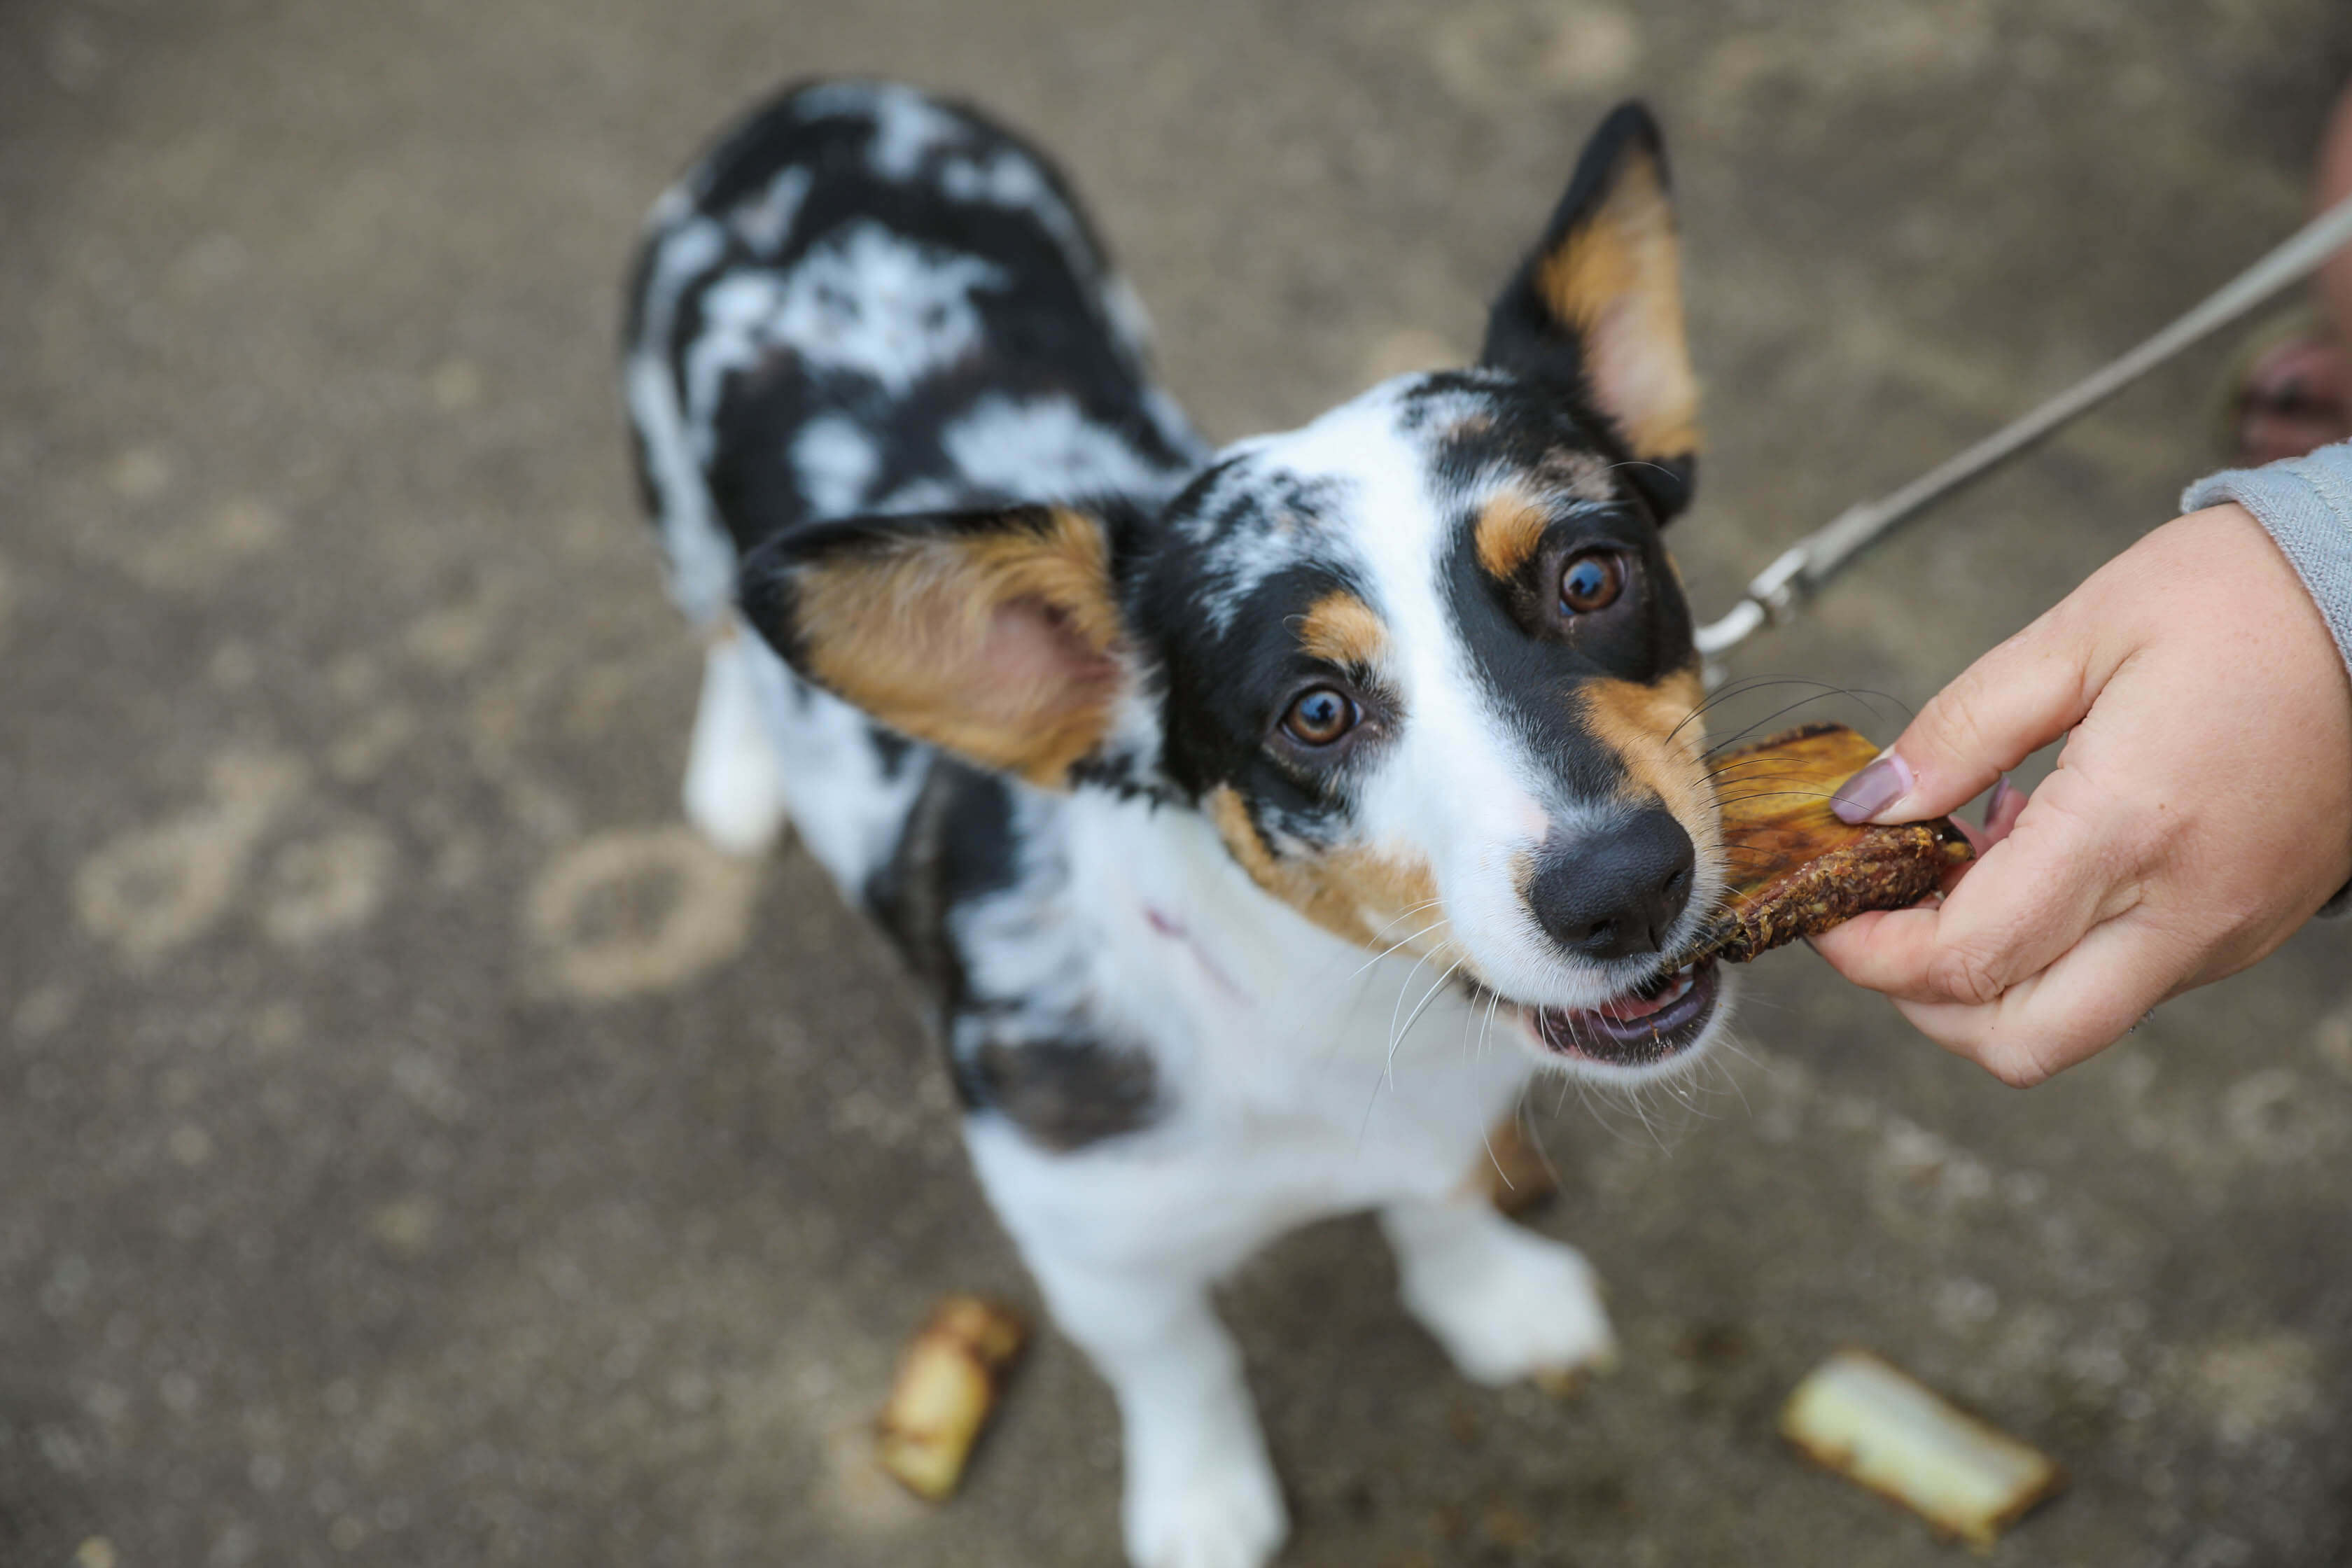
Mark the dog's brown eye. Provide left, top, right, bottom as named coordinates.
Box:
left=1281, top=686, right=1357, bottom=746
left=1560, top=552, right=1625, bottom=614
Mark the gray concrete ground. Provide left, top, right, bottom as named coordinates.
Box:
left=6, top=1, right=2352, bottom=1564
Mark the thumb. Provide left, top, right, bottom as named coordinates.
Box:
left=1832, top=607, right=2103, bottom=825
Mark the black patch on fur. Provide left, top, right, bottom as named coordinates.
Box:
left=955, top=1038, right=1158, bottom=1152
left=629, top=80, right=1196, bottom=567
left=1436, top=473, right=1697, bottom=807
left=867, top=726, right=915, bottom=780
left=863, top=759, right=1164, bottom=1147
left=862, top=758, right=1020, bottom=1004
left=1130, top=540, right=1384, bottom=837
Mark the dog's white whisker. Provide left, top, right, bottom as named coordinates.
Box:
left=1346, top=915, right=1451, bottom=981
left=1390, top=956, right=1468, bottom=1072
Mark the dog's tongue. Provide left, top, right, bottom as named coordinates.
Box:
left=1585, top=968, right=1680, bottom=1023
left=1592, top=986, right=1674, bottom=1023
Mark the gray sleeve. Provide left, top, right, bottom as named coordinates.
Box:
left=2181, top=440, right=2352, bottom=917
left=2182, top=440, right=2352, bottom=673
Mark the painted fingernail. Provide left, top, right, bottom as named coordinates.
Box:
left=1986, top=774, right=2022, bottom=828
left=1831, top=752, right=1914, bottom=825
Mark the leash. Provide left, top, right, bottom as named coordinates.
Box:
left=1695, top=188, right=2352, bottom=673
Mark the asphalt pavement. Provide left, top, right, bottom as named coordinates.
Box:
left=6, top=1, right=2351, bottom=1563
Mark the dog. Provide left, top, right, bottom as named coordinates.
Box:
left=624, top=78, right=1727, bottom=1568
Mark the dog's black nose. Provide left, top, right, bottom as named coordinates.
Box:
left=1527, top=808, right=1696, bottom=961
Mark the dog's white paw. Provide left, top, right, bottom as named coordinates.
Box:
left=683, top=636, right=790, bottom=857
left=1123, top=1439, right=1287, bottom=1568
left=1398, top=1224, right=1617, bottom=1387
left=684, top=749, right=788, bottom=856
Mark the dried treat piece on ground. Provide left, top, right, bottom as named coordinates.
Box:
left=876, top=1295, right=1029, bottom=1502
left=1698, top=724, right=1973, bottom=963
left=1781, top=1348, right=2065, bottom=1547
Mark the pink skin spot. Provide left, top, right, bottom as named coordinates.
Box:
left=1142, top=903, right=1247, bottom=1003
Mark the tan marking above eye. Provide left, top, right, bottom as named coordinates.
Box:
left=1205, top=783, right=1448, bottom=958
left=1577, top=668, right=1718, bottom=864
left=1474, top=492, right=1550, bottom=582
left=1532, top=448, right=1614, bottom=498
left=1296, top=589, right=1387, bottom=668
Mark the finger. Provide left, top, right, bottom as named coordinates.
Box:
left=1831, top=610, right=2103, bottom=825
left=1926, top=779, right=2145, bottom=992
left=1807, top=903, right=1951, bottom=1002
left=1886, top=911, right=2188, bottom=1086
left=1806, top=906, right=1907, bottom=979
left=1809, top=780, right=2135, bottom=1004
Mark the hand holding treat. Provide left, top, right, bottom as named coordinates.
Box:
left=1811, top=505, right=2352, bottom=1086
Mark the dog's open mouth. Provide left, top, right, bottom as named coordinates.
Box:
left=1513, top=954, right=1721, bottom=1070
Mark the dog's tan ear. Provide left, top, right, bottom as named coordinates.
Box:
left=1482, top=102, right=1699, bottom=520
left=739, top=505, right=1130, bottom=789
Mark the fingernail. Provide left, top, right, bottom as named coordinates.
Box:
left=1831, top=751, right=1913, bottom=825
left=1986, top=774, right=2022, bottom=826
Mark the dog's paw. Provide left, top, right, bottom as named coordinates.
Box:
left=682, top=640, right=790, bottom=857
left=684, top=751, right=788, bottom=857
left=1124, top=1441, right=1287, bottom=1568
left=1398, top=1224, right=1617, bottom=1387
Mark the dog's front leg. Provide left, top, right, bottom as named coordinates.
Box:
left=1380, top=1194, right=1618, bottom=1387
left=681, top=623, right=792, bottom=857
left=1026, top=1252, right=1287, bottom=1568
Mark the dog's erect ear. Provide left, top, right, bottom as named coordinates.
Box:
left=739, top=505, right=1131, bottom=789
left=1481, top=101, right=1699, bottom=521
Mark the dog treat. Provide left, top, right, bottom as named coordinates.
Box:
left=876, top=1295, right=1029, bottom=1502
left=1698, top=724, right=1973, bottom=963
left=1781, top=1348, right=2065, bottom=1547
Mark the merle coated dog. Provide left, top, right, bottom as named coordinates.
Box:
left=625, top=79, right=1726, bottom=1568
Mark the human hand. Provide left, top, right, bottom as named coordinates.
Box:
left=1809, top=503, right=2352, bottom=1085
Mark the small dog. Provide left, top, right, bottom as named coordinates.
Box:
left=625, top=79, right=1727, bottom=1568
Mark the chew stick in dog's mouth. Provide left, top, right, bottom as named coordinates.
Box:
left=1692, top=723, right=1975, bottom=964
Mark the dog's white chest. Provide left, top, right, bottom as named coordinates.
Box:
left=1056, top=792, right=1538, bottom=1183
